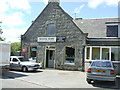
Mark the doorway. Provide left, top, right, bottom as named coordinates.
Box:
left=46, top=50, right=55, bottom=68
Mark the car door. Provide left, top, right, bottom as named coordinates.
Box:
left=10, top=58, right=20, bottom=70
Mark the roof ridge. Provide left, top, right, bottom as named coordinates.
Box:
left=75, top=17, right=119, bottom=20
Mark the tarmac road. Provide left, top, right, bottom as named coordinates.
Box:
left=1, top=69, right=120, bottom=89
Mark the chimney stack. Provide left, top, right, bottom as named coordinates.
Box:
left=48, top=0, right=60, bottom=4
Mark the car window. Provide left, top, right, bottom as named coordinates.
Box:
left=91, top=61, right=112, bottom=67
left=101, top=62, right=112, bottom=67
left=12, top=58, right=18, bottom=62
left=19, top=58, right=29, bottom=62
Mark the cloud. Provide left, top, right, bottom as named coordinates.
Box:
left=74, top=5, right=85, bottom=14
left=42, top=0, right=49, bottom=4
left=0, top=0, right=9, bottom=13
left=7, top=0, right=31, bottom=11
left=1, top=12, right=25, bottom=28
left=0, top=0, right=31, bottom=14
left=0, top=0, right=31, bottom=42
left=3, top=28, right=27, bottom=42
left=87, top=0, right=119, bottom=8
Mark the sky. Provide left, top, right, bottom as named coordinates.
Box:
left=0, top=0, right=119, bottom=42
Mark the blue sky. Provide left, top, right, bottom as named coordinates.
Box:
left=0, top=0, right=119, bottom=42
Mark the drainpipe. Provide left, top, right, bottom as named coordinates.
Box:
left=82, top=46, right=85, bottom=72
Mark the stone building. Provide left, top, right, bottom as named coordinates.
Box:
left=21, top=0, right=87, bottom=71
left=21, top=0, right=120, bottom=73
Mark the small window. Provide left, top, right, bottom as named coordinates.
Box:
left=107, top=25, right=118, bottom=37
left=12, top=58, right=18, bottom=62
left=47, top=24, right=56, bottom=35
left=65, top=47, right=75, bottom=63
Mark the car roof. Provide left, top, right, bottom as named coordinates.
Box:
left=11, top=56, right=24, bottom=58
left=92, top=60, right=112, bottom=62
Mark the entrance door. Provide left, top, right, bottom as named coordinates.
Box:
left=46, top=50, right=55, bottom=68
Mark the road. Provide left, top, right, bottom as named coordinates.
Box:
left=1, top=76, right=48, bottom=88
left=1, top=69, right=120, bottom=89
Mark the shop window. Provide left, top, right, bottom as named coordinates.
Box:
left=102, top=48, right=109, bottom=60
left=107, top=25, right=118, bottom=37
left=65, top=47, right=75, bottom=63
left=86, top=47, right=90, bottom=59
left=30, top=47, right=37, bottom=57
left=92, top=47, right=100, bottom=60
left=47, top=24, right=56, bottom=35
left=111, top=48, right=120, bottom=61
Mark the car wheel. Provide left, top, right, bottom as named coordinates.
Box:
left=22, top=66, right=28, bottom=72
left=87, top=79, right=92, bottom=84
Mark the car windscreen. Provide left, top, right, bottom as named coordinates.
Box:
left=91, top=61, right=112, bottom=67
left=19, top=58, right=29, bottom=62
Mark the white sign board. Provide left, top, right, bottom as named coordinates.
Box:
left=38, top=37, right=56, bottom=42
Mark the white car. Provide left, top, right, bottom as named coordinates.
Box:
left=10, top=56, right=40, bottom=72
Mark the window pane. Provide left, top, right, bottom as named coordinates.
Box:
left=86, top=47, right=90, bottom=59
left=107, top=25, right=118, bottom=37
left=13, top=58, right=18, bottom=62
left=91, top=61, right=112, bottom=67
left=111, top=48, right=120, bottom=61
left=102, top=48, right=109, bottom=60
left=65, top=47, right=75, bottom=63
left=30, top=47, right=37, bottom=57
left=92, top=47, right=100, bottom=60
left=48, top=24, right=56, bottom=35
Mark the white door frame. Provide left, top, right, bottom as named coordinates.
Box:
left=44, top=45, right=56, bottom=68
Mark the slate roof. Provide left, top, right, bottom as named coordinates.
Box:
left=73, top=18, right=120, bottom=38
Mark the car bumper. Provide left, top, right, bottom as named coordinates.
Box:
left=87, top=75, right=116, bottom=81
left=27, top=67, right=39, bottom=71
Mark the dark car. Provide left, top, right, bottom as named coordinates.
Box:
left=86, top=60, right=116, bottom=84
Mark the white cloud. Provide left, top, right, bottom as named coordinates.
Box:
left=87, top=0, right=119, bottom=8
left=0, top=0, right=9, bottom=13
left=1, top=12, right=25, bottom=28
left=74, top=5, right=85, bottom=14
left=0, top=0, right=31, bottom=42
left=3, top=28, right=27, bottom=42
left=42, top=0, right=48, bottom=4
left=7, top=0, right=31, bottom=11
left=0, top=0, right=31, bottom=14
left=105, top=0, right=119, bottom=6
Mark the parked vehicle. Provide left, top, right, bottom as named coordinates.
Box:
left=0, top=41, right=11, bottom=75
left=86, top=60, right=116, bottom=84
left=10, top=56, right=40, bottom=72
left=29, top=57, right=37, bottom=62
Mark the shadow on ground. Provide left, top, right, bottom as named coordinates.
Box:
left=1, top=70, right=43, bottom=79
left=92, top=77, right=120, bottom=89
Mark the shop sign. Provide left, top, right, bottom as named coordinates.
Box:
left=38, top=37, right=56, bottom=42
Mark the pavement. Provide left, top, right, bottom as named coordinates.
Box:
left=1, top=69, right=120, bottom=89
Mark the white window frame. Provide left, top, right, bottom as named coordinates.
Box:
left=85, top=46, right=111, bottom=61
